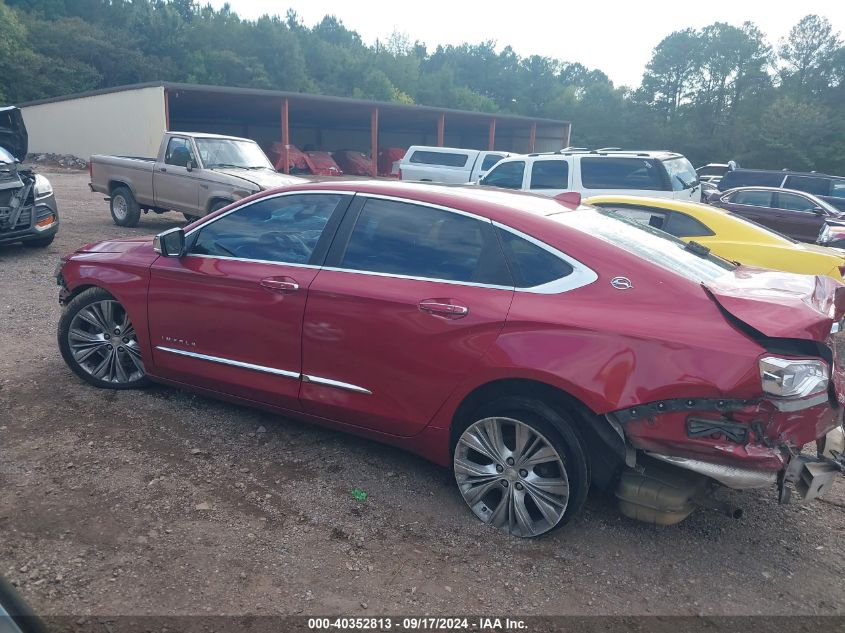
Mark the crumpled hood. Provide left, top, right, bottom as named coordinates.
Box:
left=704, top=266, right=839, bottom=341
left=211, top=167, right=307, bottom=190
left=0, top=106, right=28, bottom=162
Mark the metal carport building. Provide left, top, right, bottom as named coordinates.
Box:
left=19, top=82, right=571, bottom=175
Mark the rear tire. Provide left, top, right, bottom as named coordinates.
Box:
left=453, top=397, right=589, bottom=537
left=58, top=287, right=149, bottom=390
left=110, top=186, right=141, bottom=227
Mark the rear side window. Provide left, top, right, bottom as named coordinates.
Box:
left=776, top=192, right=816, bottom=212
left=340, top=199, right=511, bottom=285
left=480, top=154, right=505, bottom=171
left=529, top=160, right=570, bottom=190
left=496, top=228, right=573, bottom=288
left=720, top=171, right=784, bottom=190
left=580, top=158, right=665, bottom=191
left=409, top=150, right=468, bottom=167
left=831, top=183, right=845, bottom=200
left=784, top=175, right=830, bottom=196
left=663, top=212, right=712, bottom=238
left=482, top=161, right=525, bottom=189
left=730, top=190, right=773, bottom=207
left=190, top=194, right=342, bottom=264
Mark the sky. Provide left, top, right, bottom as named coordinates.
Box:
left=206, top=0, right=845, bottom=87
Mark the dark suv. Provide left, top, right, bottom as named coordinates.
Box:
left=718, top=169, right=845, bottom=212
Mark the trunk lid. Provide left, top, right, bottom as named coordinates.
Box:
left=704, top=267, right=838, bottom=342
left=0, top=106, right=28, bottom=162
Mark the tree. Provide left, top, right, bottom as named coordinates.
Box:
left=639, top=29, right=702, bottom=121
left=779, top=14, right=842, bottom=94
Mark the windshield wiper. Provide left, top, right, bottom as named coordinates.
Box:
left=684, top=240, right=711, bottom=257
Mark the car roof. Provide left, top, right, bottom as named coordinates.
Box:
left=729, top=168, right=845, bottom=181
left=496, top=149, right=684, bottom=161
left=169, top=131, right=257, bottom=142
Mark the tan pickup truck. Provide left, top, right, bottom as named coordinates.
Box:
left=89, top=132, right=306, bottom=226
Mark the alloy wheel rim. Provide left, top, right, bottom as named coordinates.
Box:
left=113, top=195, right=127, bottom=220
left=67, top=300, right=145, bottom=383
left=454, top=417, right=569, bottom=537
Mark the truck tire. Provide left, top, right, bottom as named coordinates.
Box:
left=110, top=186, right=141, bottom=227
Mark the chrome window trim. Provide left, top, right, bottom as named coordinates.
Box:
left=156, top=346, right=300, bottom=379
left=320, top=266, right=514, bottom=291
left=184, top=253, right=321, bottom=269
left=302, top=374, right=372, bottom=395
left=184, top=189, right=348, bottom=238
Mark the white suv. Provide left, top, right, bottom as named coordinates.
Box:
left=478, top=149, right=701, bottom=202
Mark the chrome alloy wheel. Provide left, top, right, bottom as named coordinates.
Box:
left=67, top=300, right=145, bottom=383
left=454, top=417, right=570, bottom=537
left=112, top=194, right=128, bottom=221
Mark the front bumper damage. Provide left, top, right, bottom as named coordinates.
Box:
left=606, top=394, right=845, bottom=524
left=0, top=164, right=58, bottom=246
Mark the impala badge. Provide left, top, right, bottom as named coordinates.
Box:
left=162, top=336, right=197, bottom=347
left=611, top=277, right=633, bottom=290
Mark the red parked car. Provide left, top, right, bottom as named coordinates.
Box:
left=55, top=182, right=845, bottom=535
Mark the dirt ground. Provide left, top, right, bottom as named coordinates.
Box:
left=1, top=167, right=844, bottom=619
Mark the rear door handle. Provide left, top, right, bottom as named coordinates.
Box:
left=418, top=299, right=469, bottom=318
left=260, top=277, right=299, bottom=292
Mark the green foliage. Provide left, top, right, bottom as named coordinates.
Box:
left=1, top=0, right=843, bottom=173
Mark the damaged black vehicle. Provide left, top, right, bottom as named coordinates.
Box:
left=0, top=106, right=58, bottom=248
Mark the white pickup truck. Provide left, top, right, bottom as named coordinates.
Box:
left=398, top=146, right=511, bottom=184
left=89, top=131, right=305, bottom=226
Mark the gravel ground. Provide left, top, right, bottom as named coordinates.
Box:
left=1, top=168, right=844, bottom=618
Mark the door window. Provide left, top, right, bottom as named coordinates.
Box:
left=529, top=160, right=570, bottom=190
left=409, top=150, right=468, bottom=167
left=784, top=175, right=830, bottom=197
left=480, top=154, right=505, bottom=171
left=776, top=192, right=816, bottom=213
left=481, top=161, right=525, bottom=189
left=339, top=198, right=511, bottom=285
left=831, top=183, right=845, bottom=200
left=190, top=194, right=342, bottom=264
left=730, top=190, right=773, bottom=207
left=580, top=158, right=665, bottom=190
left=496, top=229, right=573, bottom=288
left=164, top=137, right=196, bottom=167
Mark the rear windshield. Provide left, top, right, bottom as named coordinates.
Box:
left=550, top=209, right=735, bottom=283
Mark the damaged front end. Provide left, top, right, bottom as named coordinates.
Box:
left=0, top=106, right=58, bottom=247
left=607, top=270, right=845, bottom=525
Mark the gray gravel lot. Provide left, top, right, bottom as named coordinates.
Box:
left=1, top=168, right=844, bottom=617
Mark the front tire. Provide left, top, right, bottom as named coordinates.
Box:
left=58, top=287, right=149, bottom=389
left=110, top=186, right=141, bottom=227
left=453, top=397, right=589, bottom=537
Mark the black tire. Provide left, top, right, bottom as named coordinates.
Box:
left=110, top=186, right=141, bottom=227
left=58, top=287, right=150, bottom=390
left=453, top=396, right=589, bottom=536
left=22, top=234, right=55, bottom=248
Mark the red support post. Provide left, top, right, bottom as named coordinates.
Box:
left=281, top=98, right=290, bottom=174
left=529, top=122, right=537, bottom=153
left=437, top=113, right=445, bottom=147
left=163, top=88, right=170, bottom=132
left=488, top=119, right=497, bottom=151
left=371, top=107, right=379, bottom=177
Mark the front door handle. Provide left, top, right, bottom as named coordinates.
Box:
left=260, top=277, right=299, bottom=292
left=418, top=299, right=469, bottom=318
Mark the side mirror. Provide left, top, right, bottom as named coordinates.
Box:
left=153, top=227, right=186, bottom=257
left=186, top=160, right=194, bottom=172
left=812, top=206, right=826, bottom=216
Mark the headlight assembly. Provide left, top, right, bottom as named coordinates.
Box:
left=33, top=173, right=53, bottom=199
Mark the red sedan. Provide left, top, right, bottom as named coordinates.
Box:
left=55, top=181, right=845, bottom=535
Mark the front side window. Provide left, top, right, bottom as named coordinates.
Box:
left=830, top=183, right=845, bottom=200
left=580, top=157, right=665, bottom=191
left=784, top=175, right=829, bottom=197
left=730, top=190, right=773, bottom=208
left=496, top=228, right=573, bottom=288
left=340, top=198, right=510, bottom=285
left=481, top=154, right=505, bottom=171
left=164, top=137, right=196, bottom=167
left=190, top=194, right=342, bottom=264
left=663, top=157, right=699, bottom=191
left=777, top=192, right=816, bottom=213
left=409, top=151, right=468, bottom=167
left=529, top=160, right=569, bottom=190
left=482, top=161, right=525, bottom=189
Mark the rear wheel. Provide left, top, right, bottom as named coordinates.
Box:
left=58, top=287, right=149, bottom=389
left=110, top=186, right=141, bottom=227
left=453, top=398, right=588, bottom=537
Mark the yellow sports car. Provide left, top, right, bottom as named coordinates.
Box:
left=584, top=195, right=845, bottom=281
